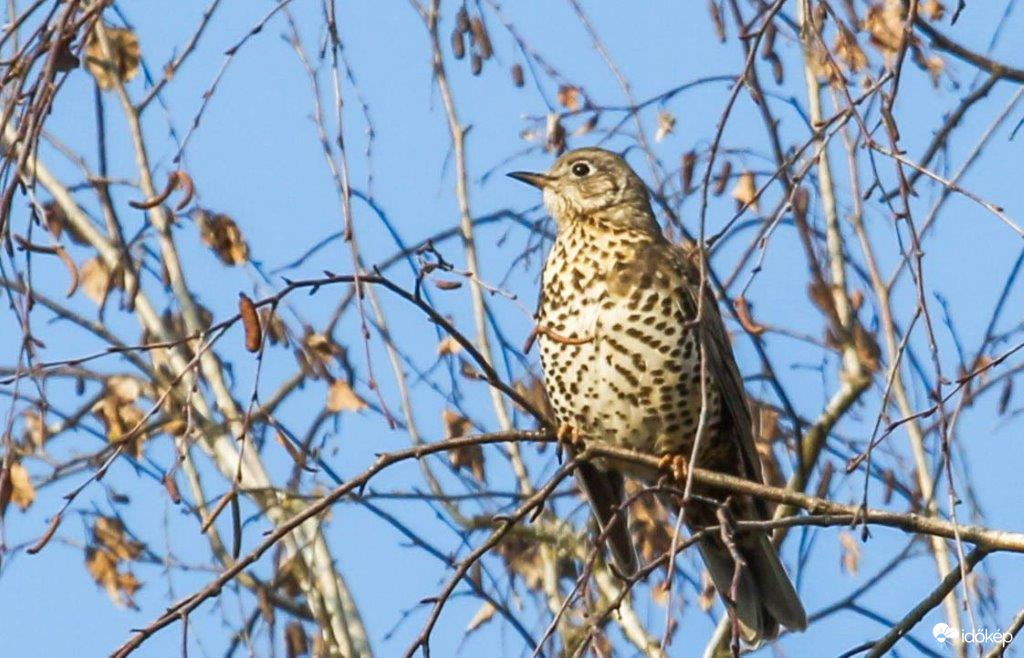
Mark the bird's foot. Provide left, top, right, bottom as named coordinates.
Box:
left=556, top=422, right=586, bottom=453
left=658, top=454, right=689, bottom=483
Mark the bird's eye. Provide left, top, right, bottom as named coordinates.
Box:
left=571, top=162, right=591, bottom=177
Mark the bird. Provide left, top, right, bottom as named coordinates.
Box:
left=508, top=147, right=807, bottom=645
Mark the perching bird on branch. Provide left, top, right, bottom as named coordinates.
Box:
left=509, top=147, right=807, bottom=645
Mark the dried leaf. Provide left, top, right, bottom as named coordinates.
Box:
left=94, top=516, right=144, bottom=561
left=92, top=383, right=148, bottom=458
left=80, top=258, right=123, bottom=305
left=239, top=293, right=262, bottom=352
left=85, top=25, right=141, bottom=90
left=698, top=570, right=716, bottom=611
left=922, top=0, right=945, bottom=20
left=450, top=28, right=465, bottom=60
left=839, top=531, right=861, bottom=575
left=469, top=17, right=493, bottom=59
left=731, top=171, right=758, bottom=211
left=3, top=462, right=35, bottom=512
left=437, top=336, right=462, bottom=357
left=712, top=160, right=731, bottom=196
left=23, top=410, right=47, bottom=448
left=654, top=110, right=676, bottom=142
left=681, top=151, right=697, bottom=195
left=557, top=85, right=581, bottom=111
left=864, top=1, right=912, bottom=65
left=545, top=114, right=566, bottom=154
left=197, top=210, right=249, bottom=265
left=466, top=601, right=496, bottom=633
left=43, top=202, right=87, bottom=245
left=631, top=491, right=672, bottom=563
left=835, top=27, right=867, bottom=73
left=326, top=379, right=367, bottom=413
left=284, top=621, right=309, bottom=658
left=85, top=547, right=140, bottom=607
left=511, top=63, right=524, bottom=88
left=260, top=307, right=289, bottom=346
left=444, top=410, right=484, bottom=482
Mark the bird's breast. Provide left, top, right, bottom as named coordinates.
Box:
left=538, top=241, right=718, bottom=457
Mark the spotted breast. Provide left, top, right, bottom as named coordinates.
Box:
left=537, top=219, right=721, bottom=462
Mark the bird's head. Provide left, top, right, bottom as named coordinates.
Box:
left=508, top=147, right=656, bottom=231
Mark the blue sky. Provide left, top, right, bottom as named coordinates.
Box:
left=2, top=1, right=1024, bottom=656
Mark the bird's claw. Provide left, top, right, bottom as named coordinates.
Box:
left=659, top=454, right=689, bottom=482
left=557, top=422, right=586, bottom=452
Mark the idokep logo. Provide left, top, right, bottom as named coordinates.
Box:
left=932, top=623, right=1013, bottom=648
left=933, top=623, right=957, bottom=646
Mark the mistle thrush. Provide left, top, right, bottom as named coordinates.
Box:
left=509, top=147, right=807, bottom=643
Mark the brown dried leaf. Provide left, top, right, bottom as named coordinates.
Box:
left=545, top=114, right=566, bottom=154
left=444, top=410, right=484, bottom=482
left=654, top=110, right=676, bottom=142
left=466, top=601, right=496, bottom=633
left=80, top=258, right=123, bottom=305
left=513, top=377, right=555, bottom=424
left=863, top=1, right=911, bottom=64
left=326, top=379, right=367, bottom=413
left=557, top=85, right=581, bottom=111
left=631, top=491, right=673, bottom=563
left=239, top=293, right=262, bottom=352
left=835, top=27, right=868, bottom=73
left=284, top=621, right=308, bottom=658
left=922, top=0, right=945, bottom=20
left=85, top=25, right=141, bottom=90
left=43, top=202, right=87, bottom=245
left=698, top=570, right=716, bottom=611
left=94, top=516, right=144, bottom=561
left=197, top=210, right=249, bottom=265
left=731, top=171, right=758, bottom=211
left=92, top=384, right=148, bottom=458
left=437, top=336, right=462, bottom=357
left=450, top=28, right=465, bottom=60
left=469, top=16, right=493, bottom=59
left=681, top=151, right=697, bottom=195
left=23, top=410, right=47, bottom=448
left=260, top=307, right=289, bottom=346
left=510, top=63, right=524, bottom=88
left=839, top=531, right=861, bottom=575
left=85, top=547, right=140, bottom=607
left=4, top=462, right=35, bottom=512
left=712, top=160, right=731, bottom=196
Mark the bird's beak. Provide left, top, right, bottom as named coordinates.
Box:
left=507, top=171, right=552, bottom=189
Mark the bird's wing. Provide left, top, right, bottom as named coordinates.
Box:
left=671, top=245, right=766, bottom=504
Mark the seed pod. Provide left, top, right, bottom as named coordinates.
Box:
left=681, top=151, right=697, bottom=195
left=469, top=17, right=493, bottom=59
left=511, top=63, right=524, bottom=88
left=163, top=472, right=182, bottom=504
left=708, top=0, right=726, bottom=42
left=713, top=160, right=731, bottom=196
left=766, top=51, right=784, bottom=84
left=471, top=53, right=482, bottom=76
left=451, top=28, right=465, bottom=60
left=239, top=293, right=262, bottom=353
left=455, top=7, right=470, bottom=33
left=761, top=22, right=776, bottom=58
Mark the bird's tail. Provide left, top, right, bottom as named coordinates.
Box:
left=575, top=461, right=639, bottom=577
left=698, top=526, right=807, bottom=646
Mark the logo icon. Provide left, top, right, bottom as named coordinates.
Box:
left=933, top=623, right=957, bottom=645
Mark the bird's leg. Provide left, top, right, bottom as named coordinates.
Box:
left=658, top=453, right=689, bottom=483
left=556, top=422, right=587, bottom=458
